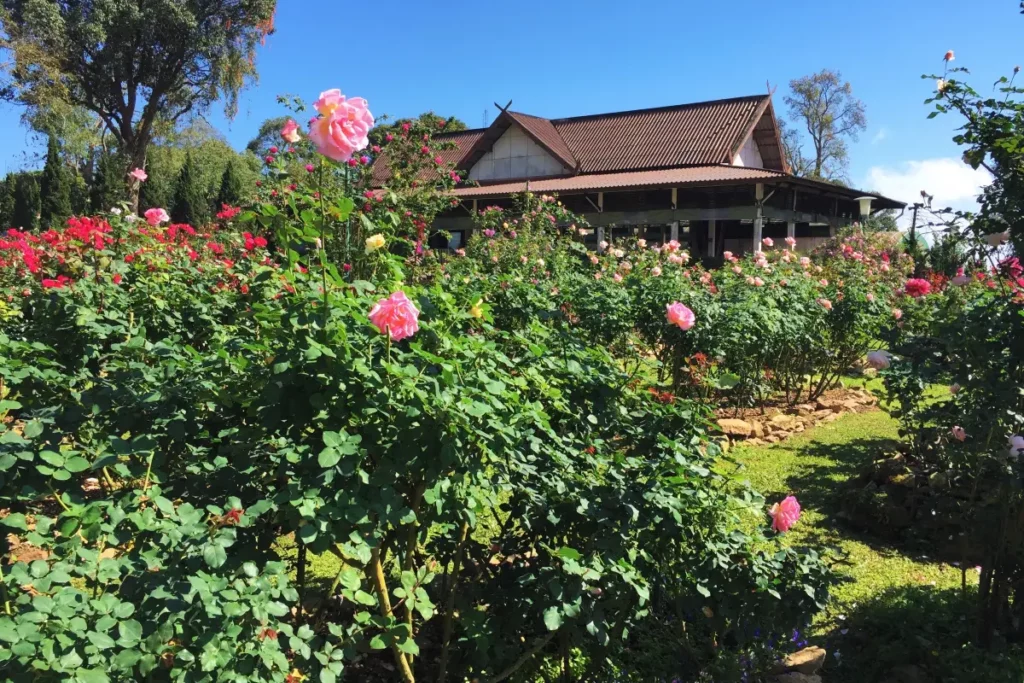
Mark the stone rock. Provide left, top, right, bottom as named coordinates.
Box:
left=746, top=437, right=766, bottom=446
left=814, top=398, right=834, bottom=411
left=766, top=435, right=780, bottom=443
left=751, top=421, right=765, bottom=439
left=822, top=413, right=840, bottom=423
left=782, top=646, right=826, bottom=675
left=717, top=418, right=753, bottom=437
left=812, top=409, right=834, bottom=419
left=770, top=414, right=799, bottom=429
left=793, top=403, right=815, bottom=416
left=773, top=674, right=821, bottom=683
left=841, top=399, right=861, bottom=412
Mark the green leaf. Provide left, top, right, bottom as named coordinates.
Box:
left=317, top=447, right=340, bottom=468
left=203, top=543, right=227, bottom=569
left=543, top=607, right=563, bottom=631
left=76, top=668, right=110, bottom=683
left=555, top=547, right=581, bottom=561
left=87, top=630, right=116, bottom=650
left=118, top=619, right=143, bottom=643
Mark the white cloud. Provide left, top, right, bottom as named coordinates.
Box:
left=870, top=128, right=888, bottom=145
left=864, top=157, right=991, bottom=221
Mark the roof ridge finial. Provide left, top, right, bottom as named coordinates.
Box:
left=494, top=99, right=513, bottom=115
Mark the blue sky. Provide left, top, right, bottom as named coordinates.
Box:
left=2, top=0, right=1019, bottom=214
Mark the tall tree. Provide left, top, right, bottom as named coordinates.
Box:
left=90, top=151, right=126, bottom=212
left=171, top=153, right=208, bottom=227
left=39, top=135, right=71, bottom=226
left=0, top=0, right=277, bottom=208
left=11, top=172, right=40, bottom=230
left=783, top=69, right=867, bottom=181
left=0, top=175, right=15, bottom=228
left=216, top=160, right=245, bottom=209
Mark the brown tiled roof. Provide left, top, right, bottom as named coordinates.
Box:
left=450, top=166, right=785, bottom=197
left=372, top=95, right=786, bottom=186
left=551, top=95, right=773, bottom=173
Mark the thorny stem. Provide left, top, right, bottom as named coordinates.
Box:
left=369, top=546, right=416, bottom=683
left=142, top=451, right=155, bottom=493
left=402, top=481, right=427, bottom=660
left=484, top=631, right=558, bottom=683
left=435, top=520, right=470, bottom=683
left=0, top=563, right=11, bottom=615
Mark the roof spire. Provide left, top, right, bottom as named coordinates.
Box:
left=494, top=99, right=513, bottom=115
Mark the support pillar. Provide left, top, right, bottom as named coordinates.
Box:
left=707, top=219, right=717, bottom=258
left=786, top=220, right=796, bottom=245
left=753, top=183, right=764, bottom=253
left=669, top=221, right=679, bottom=243
left=596, top=226, right=605, bottom=250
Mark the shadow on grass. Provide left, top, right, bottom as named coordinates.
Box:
left=822, top=585, right=1024, bottom=683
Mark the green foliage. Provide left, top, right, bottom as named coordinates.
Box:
left=217, top=160, right=246, bottom=209
left=39, top=136, right=72, bottom=227
left=368, top=111, right=468, bottom=147
left=0, top=0, right=277, bottom=194
left=0, top=101, right=835, bottom=683
left=0, top=174, right=15, bottom=228
left=171, top=153, right=208, bottom=227
left=11, top=171, right=39, bottom=230
left=783, top=69, right=867, bottom=182
left=89, top=152, right=126, bottom=213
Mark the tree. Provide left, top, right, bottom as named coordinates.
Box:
left=39, top=136, right=71, bottom=226
left=11, top=172, right=40, bottom=230
left=368, top=111, right=468, bottom=147
left=861, top=210, right=900, bottom=233
left=0, top=0, right=277, bottom=208
left=246, top=115, right=292, bottom=155
left=783, top=69, right=866, bottom=181
left=90, top=151, right=126, bottom=212
left=0, top=174, right=15, bottom=228
left=217, top=161, right=245, bottom=209
left=777, top=119, right=813, bottom=177
left=172, top=153, right=208, bottom=227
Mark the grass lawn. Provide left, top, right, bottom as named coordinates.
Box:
left=725, top=385, right=1024, bottom=682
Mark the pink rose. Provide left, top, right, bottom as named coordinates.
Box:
left=144, top=208, right=169, bottom=226
left=799, top=257, right=811, bottom=268
left=770, top=496, right=801, bottom=532
left=1010, top=435, right=1024, bottom=459
left=281, top=119, right=302, bottom=143
left=753, top=277, right=764, bottom=287
left=817, top=298, right=833, bottom=311
left=308, top=89, right=374, bottom=162
left=762, top=237, right=774, bottom=247
left=666, top=302, right=695, bottom=331
left=785, top=236, right=797, bottom=248
left=892, top=307, right=903, bottom=320
left=951, top=426, right=966, bottom=442
left=129, top=168, right=148, bottom=182
left=866, top=293, right=875, bottom=302
left=368, top=291, right=420, bottom=342
left=613, top=272, right=623, bottom=283
left=651, top=266, right=662, bottom=276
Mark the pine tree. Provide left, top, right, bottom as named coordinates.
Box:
left=216, top=161, right=244, bottom=210
left=171, top=153, right=209, bottom=227
left=39, top=136, right=72, bottom=227
left=0, top=175, right=15, bottom=229
left=91, top=152, right=126, bottom=212
left=12, top=173, right=41, bottom=231
left=70, top=173, right=90, bottom=215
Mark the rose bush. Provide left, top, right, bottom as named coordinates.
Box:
left=0, top=91, right=831, bottom=683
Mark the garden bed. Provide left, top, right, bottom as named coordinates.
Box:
left=715, top=387, right=879, bottom=448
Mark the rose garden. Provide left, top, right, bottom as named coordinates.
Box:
left=1, top=4, right=1024, bottom=683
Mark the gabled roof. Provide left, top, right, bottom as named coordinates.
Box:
left=371, top=94, right=790, bottom=187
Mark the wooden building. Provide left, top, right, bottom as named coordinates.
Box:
left=375, top=95, right=904, bottom=257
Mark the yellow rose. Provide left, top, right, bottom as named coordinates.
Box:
left=469, top=300, right=484, bottom=319
left=365, top=234, right=386, bottom=254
